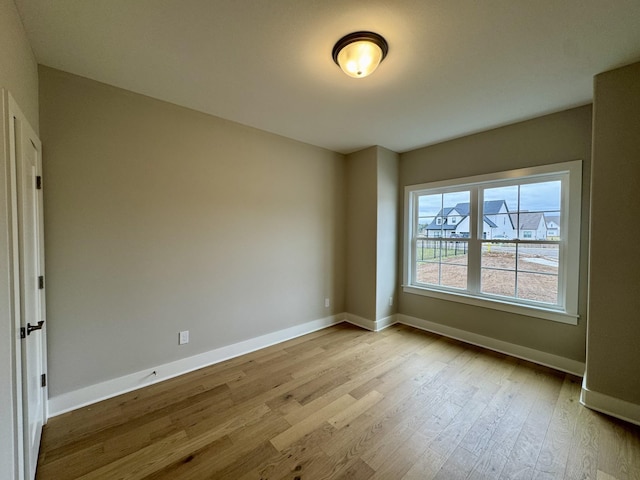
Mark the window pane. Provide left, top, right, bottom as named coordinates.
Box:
left=419, top=191, right=471, bottom=239
left=481, top=187, right=516, bottom=240
left=516, top=181, right=562, bottom=241
left=442, top=240, right=468, bottom=289
left=544, top=211, right=561, bottom=240
left=516, top=244, right=559, bottom=305
left=442, top=264, right=467, bottom=289
left=415, top=239, right=468, bottom=289
left=516, top=212, right=547, bottom=240
left=419, top=194, right=443, bottom=237
left=520, top=181, right=561, bottom=212
left=517, top=272, right=558, bottom=304
left=487, top=213, right=516, bottom=239
left=484, top=185, right=518, bottom=212
left=415, top=238, right=439, bottom=261
left=481, top=269, right=516, bottom=297
left=482, top=242, right=516, bottom=269
left=442, top=240, right=468, bottom=265
left=416, top=261, right=439, bottom=285
left=517, top=244, right=559, bottom=275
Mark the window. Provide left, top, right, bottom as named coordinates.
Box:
left=403, top=161, right=582, bottom=324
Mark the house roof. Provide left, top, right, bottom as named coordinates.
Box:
left=484, top=217, right=498, bottom=228
left=451, top=200, right=507, bottom=216
left=425, top=200, right=508, bottom=230
left=545, top=215, right=561, bottom=226
left=510, top=212, right=545, bottom=230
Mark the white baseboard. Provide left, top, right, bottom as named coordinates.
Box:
left=344, top=313, right=397, bottom=332
left=48, top=311, right=589, bottom=417
left=580, top=375, right=640, bottom=426
left=48, top=314, right=345, bottom=417
left=375, top=315, right=397, bottom=331
left=396, top=314, right=585, bottom=376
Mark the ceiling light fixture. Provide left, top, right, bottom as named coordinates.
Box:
left=332, top=31, right=388, bottom=78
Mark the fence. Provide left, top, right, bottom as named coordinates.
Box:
left=416, top=239, right=467, bottom=260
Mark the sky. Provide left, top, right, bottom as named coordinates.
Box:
left=418, top=180, right=561, bottom=218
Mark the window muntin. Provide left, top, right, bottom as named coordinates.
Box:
left=404, top=161, right=581, bottom=324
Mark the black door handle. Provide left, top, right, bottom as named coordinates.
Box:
left=27, top=321, right=44, bottom=335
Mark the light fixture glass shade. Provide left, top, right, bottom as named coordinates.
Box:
left=332, top=31, right=389, bottom=79
left=336, top=40, right=383, bottom=78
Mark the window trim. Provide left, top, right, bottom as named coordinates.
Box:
left=403, top=160, right=582, bottom=325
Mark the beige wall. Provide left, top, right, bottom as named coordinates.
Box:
left=39, top=66, right=346, bottom=398
left=346, top=147, right=378, bottom=321
left=375, top=147, right=399, bottom=320
left=0, top=1, right=40, bottom=478
left=587, top=62, right=640, bottom=404
left=0, top=0, right=38, bottom=131
left=346, top=146, right=399, bottom=323
left=399, top=106, right=592, bottom=361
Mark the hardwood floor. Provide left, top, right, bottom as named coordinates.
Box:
left=36, top=323, right=640, bottom=479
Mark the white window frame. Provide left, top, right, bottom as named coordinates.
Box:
left=403, top=160, right=582, bottom=325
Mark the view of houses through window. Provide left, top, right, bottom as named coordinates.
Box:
left=411, top=176, right=566, bottom=308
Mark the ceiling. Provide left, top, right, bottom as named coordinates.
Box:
left=14, top=0, right=640, bottom=154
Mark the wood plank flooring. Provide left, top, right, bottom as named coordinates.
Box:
left=36, top=323, right=640, bottom=479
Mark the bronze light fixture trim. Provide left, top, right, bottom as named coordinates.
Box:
left=332, top=31, right=389, bottom=78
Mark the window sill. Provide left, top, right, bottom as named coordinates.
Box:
left=402, top=285, right=579, bottom=325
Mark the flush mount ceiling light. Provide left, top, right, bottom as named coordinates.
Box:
left=332, top=31, right=389, bottom=78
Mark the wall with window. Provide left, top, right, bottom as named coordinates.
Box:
left=399, top=105, right=592, bottom=362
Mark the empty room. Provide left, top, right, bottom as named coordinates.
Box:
left=2, top=1, right=640, bottom=479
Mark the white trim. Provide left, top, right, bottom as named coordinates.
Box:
left=344, top=313, right=377, bottom=331
left=344, top=313, right=398, bottom=332
left=580, top=375, right=640, bottom=426
left=48, top=314, right=344, bottom=417
left=2, top=89, right=25, bottom=480
left=396, top=313, right=585, bottom=376
left=402, top=285, right=579, bottom=325
left=375, top=315, right=398, bottom=331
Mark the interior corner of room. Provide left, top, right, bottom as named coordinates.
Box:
left=2, top=0, right=640, bottom=479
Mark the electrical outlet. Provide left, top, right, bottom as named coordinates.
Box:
left=179, top=330, right=189, bottom=345
left=389, top=296, right=393, bottom=307
left=324, top=298, right=330, bottom=308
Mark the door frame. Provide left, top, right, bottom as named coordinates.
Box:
left=12, top=91, right=47, bottom=480
left=1, top=89, right=47, bottom=480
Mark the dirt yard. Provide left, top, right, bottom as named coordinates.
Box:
left=416, top=251, right=558, bottom=304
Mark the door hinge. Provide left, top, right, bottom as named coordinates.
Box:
left=20, top=327, right=26, bottom=339
left=41, top=373, right=47, bottom=388
left=38, top=276, right=44, bottom=289
left=36, top=176, right=42, bottom=190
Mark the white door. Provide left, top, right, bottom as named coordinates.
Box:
left=11, top=96, right=47, bottom=480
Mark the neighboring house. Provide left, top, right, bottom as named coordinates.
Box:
left=424, top=200, right=515, bottom=239
left=546, top=215, right=561, bottom=239
left=513, top=212, right=548, bottom=240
